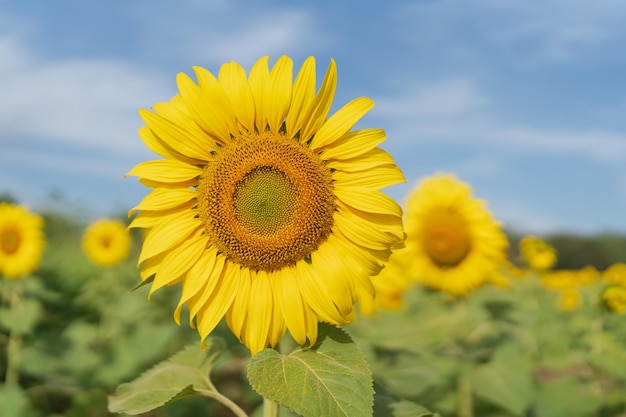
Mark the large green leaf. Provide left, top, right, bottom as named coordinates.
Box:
left=108, top=338, right=226, bottom=415
left=534, top=377, right=602, bottom=417
left=470, top=342, right=535, bottom=416
left=247, top=323, right=374, bottom=417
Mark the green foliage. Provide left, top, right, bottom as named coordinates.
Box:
left=4, top=204, right=626, bottom=417
left=108, top=340, right=226, bottom=414
left=247, top=323, right=374, bottom=417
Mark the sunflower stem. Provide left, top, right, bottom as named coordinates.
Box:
left=457, top=370, right=473, bottom=417
left=4, top=283, right=23, bottom=385
left=196, top=388, right=250, bottom=417
left=263, top=398, right=279, bottom=417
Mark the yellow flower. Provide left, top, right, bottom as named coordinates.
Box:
left=126, top=56, right=405, bottom=354
left=402, top=174, right=508, bottom=296
left=359, top=249, right=413, bottom=316
left=542, top=269, right=578, bottom=290
left=602, top=285, right=626, bottom=313
left=556, top=288, right=582, bottom=311
left=0, top=203, right=45, bottom=279
left=603, top=263, right=626, bottom=287
left=519, top=235, right=556, bottom=271
left=82, top=218, right=132, bottom=267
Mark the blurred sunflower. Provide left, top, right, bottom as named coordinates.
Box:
left=358, top=249, right=413, bottom=316
left=542, top=269, right=578, bottom=290
left=126, top=56, right=405, bottom=354
left=0, top=203, right=45, bottom=279
left=556, top=287, right=582, bottom=311
left=519, top=235, right=556, bottom=272
left=402, top=174, right=508, bottom=296
left=603, top=262, right=626, bottom=286
left=601, top=285, right=626, bottom=313
left=82, top=218, right=132, bottom=267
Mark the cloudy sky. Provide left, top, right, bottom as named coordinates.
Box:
left=1, top=0, right=626, bottom=234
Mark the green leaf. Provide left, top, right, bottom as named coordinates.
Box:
left=247, top=323, right=374, bottom=417
left=0, top=298, right=42, bottom=334
left=0, top=383, right=35, bottom=417
left=534, top=377, right=602, bottom=417
left=374, top=394, right=439, bottom=417
left=470, top=343, right=534, bottom=416
left=108, top=338, right=226, bottom=415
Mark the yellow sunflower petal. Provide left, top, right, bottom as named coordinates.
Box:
left=139, top=109, right=216, bottom=161
left=286, top=56, right=316, bottom=139
left=226, top=268, right=252, bottom=339
left=174, top=246, right=219, bottom=325
left=148, top=229, right=207, bottom=296
left=335, top=188, right=403, bottom=217
left=126, top=160, right=202, bottom=183
left=248, top=56, right=270, bottom=131
left=310, top=97, right=374, bottom=150
left=326, top=147, right=397, bottom=172
left=319, top=128, right=386, bottom=160
left=275, top=266, right=308, bottom=345
left=177, top=72, right=230, bottom=141
left=299, top=59, right=337, bottom=143
left=295, top=261, right=346, bottom=324
left=244, top=271, right=274, bottom=354
left=196, top=261, right=240, bottom=340
left=138, top=210, right=202, bottom=264
left=266, top=56, right=293, bottom=133
left=129, top=188, right=196, bottom=216
left=333, top=165, right=405, bottom=190
left=193, top=66, right=239, bottom=136
left=218, top=61, right=256, bottom=133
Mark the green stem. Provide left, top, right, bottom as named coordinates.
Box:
left=263, top=398, right=279, bottom=417
left=196, top=388, right=249, bottom=417
left=457, top=371, right=473, bottom=417
left=5, top=285, right=23, bottom=385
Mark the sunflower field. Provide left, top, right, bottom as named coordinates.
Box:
left=2, top=56, right=626, bottom=417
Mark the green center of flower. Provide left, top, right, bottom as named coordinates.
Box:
left=198, top=132, right=336, bottom=272
left=423, top=212, right=470, bottom=268
left=233, top=167, right=298, bottom=236
left=0, top=228, right=20, bottom=255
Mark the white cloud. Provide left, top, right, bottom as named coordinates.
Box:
left=399, top=0, right=626, bottom=63
left=376, top=77, right=626, bottom=162
left=0, top=36, right=172, bottom=155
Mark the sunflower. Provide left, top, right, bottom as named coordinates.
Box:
left=82, top=218, right=132, bottom=267
left=0, top=203, right=45, bottom=279
left=402, top=173, right=508, bottom=296
left=358, top=248, right=413, bottom=316
left=603, top=263, right=626, bottom=287
left=556, top=288, right=582, bottom=311
left=126, top=56, right=405, bottom=354
left=601, top=285, right=626, bottom=313
left=519, top=235, right=556, bottom=272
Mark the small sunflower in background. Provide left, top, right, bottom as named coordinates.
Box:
left=127, top=56, right=405, bottom=354
left=402, top=173, right=508, bottom=297
left=0, top=203, right=45, bottom=279
left=82, top=218, right=132, bottom=267
left=603, top=262, right=626, bottom=287
left=359, top=250, right=413, bottom=316
left=601, top=285, right=626, bottom=313
left=556, top=287, right=583, bottom=311
left=519, top=235, right=557, bottom=272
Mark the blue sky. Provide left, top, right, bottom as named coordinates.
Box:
left=1, top=0, right=626, bottom=234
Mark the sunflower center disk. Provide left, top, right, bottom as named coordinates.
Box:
left=423, top=213, right=470, bottom=268
left=198, top=133, right=336, bottom=272
left=233, top=167, right=298, bottom=236
left=0, top=228, right=21, bottom=255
